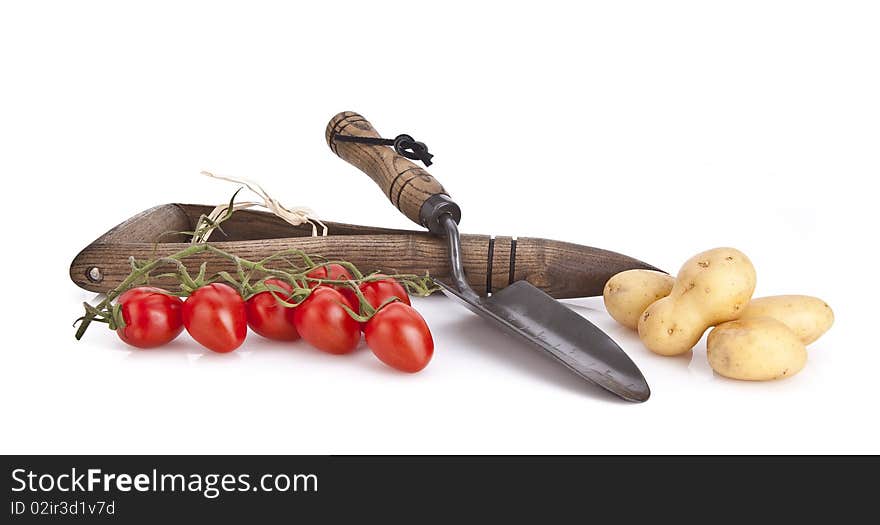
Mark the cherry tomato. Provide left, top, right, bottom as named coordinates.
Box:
left=292, top=286, right=360, bottom=354
left=305, top=263, right=353, bottom=287
left=306, top=263, right=358, bottom=309
left=183, top=283, right=247, bottom=353
left=115, top=287, right=184, bottom=348
left=365, top=302, right=433, bottom=373
left=245, top=279, right=299, bottom=341
left=359, top=274, right=411, bottom=310
left=357, top=274, right=411, bottom=331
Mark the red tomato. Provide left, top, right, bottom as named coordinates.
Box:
left=245, top=279, right=299, bottom=341
left=115, top=287, right=184, bottom=348
left=292, top=286, right=360, bottom=354
left=357, top=275, right=410, bottom=331
left=365, top=302, right=433, bottom=373
left=359, top=274, right=411, bottom=310
left=183, top=283, right=247, bottom=353
left=305, top=263, right=353, bottom=288
left=306, top=263, right=358, bottom=310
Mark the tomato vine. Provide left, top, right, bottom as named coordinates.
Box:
left=74, top=244, right=438, bottom=340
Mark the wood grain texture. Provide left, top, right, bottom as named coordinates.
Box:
left=326, top=111, right=449, bottom=228
left=70, top=204, right=660, bottom=298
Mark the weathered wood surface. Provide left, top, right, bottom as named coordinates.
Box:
left=70, top=204, right=659, bottom=297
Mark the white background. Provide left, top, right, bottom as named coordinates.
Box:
left=1, top=1, right=877, bottom=454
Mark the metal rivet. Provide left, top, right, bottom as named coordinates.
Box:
left=87, top=267, right=103, bottom=283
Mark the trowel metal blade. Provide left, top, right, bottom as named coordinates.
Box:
left=438, top=280, right=651, bottom=402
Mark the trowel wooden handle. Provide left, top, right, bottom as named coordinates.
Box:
left=326, top=111, right=461, bottom=233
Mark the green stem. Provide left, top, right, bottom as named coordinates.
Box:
left=75, top=244, right=210, bottom=340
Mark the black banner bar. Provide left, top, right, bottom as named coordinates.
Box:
left=2, top=456, right=874, bottom=522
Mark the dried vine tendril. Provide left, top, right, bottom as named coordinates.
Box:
left=73, top=244, right=439, bottom=340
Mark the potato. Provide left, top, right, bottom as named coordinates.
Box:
left=740, top=295, right=833, bottom=345
left=603, top=270, right=675, bottom=330
left=707, top=317, right=807, bottom=380
left=638, top=247, right=756, bottom=356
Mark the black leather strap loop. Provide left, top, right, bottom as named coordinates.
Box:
left=333, top=132, right=434, bottom=166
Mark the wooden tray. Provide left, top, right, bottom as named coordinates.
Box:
left=69, top=203, right=659, bottom=299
